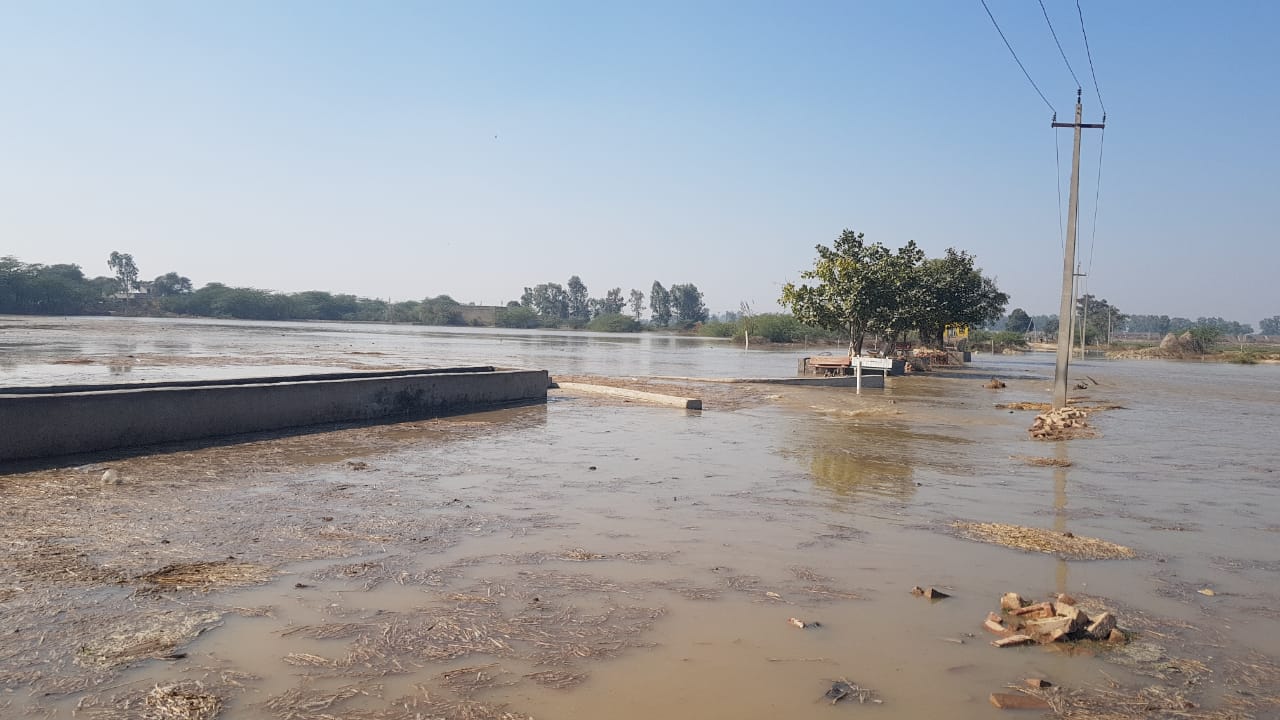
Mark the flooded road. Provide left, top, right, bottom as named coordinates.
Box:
left=1, top=316, right=1278, bottom=719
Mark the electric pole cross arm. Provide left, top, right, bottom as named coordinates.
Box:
left=1051, top=89, right=1105, bottom=408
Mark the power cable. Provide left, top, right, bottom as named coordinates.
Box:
left=1038, top=0, right=1081, bottom=89
left=1054, top=131, right=1065, bottom=253
left=1085, top=128, right=1105, bottom=276
left=1075, top=0, right=1106, bottom=114
left=979, top=0, right=1057, bottom=114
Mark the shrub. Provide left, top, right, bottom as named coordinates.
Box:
left=495, top=306, right=541, bottom=329
left=1186, top=326, right=1221, bottom=353
left=586, top=313, right=641, bottom=333
left=698, top=321, right=736, bottom=338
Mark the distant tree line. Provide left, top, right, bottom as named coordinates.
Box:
left=1001, top=303, right=1260, bottom=341
left=0, top=253, right=476, bottom=325
left=504, top=276, right=707, bottom=331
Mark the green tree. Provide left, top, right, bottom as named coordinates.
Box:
left=911, top=248, right=1008, bottom=348
left=598, top=287, right=626, bottom=316
left=1074, top=295, right=1126, bottom=345
left=567, top=275, right=590, bottom=324
left=419, top=295, right=463, bottom=325
left=150, top=272, right=193, bottom=297
left=669, top=283, right=707, bottom=328
left=628, top=289, right=645, bottom=320
left=866, top=241, right=925, bottom=347
left=107, top=251, right=139, bottom=296
left=780, top=230, right=915, bottom=355
left=649, top=281, right=671, bottom=327
left=1006, top=308, right=1032, bottom=333
left=1261, top=316, right=1280, bottom=335
left=527, top=283, right=568, bottom=321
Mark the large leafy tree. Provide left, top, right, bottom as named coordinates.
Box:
left=911, top=248, right=1008, bottom=348
left=1261, top=316, right=1280, bottom=335
left=419, top=295, right=463, bottom=325
left=649, top=281, right=671, bottom=327
left=1006, top=308, right=1032, bottom=333
left=525, top=283, right=568, bottom=320
left=780, top=230, right=915, bottom=355
left=151, top=272, right=193, bottom=297
left=669, top=283, right=708, bottom=328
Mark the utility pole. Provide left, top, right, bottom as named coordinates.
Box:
left=1051, top=90, right=1105, bottom=407
left=1071, top=264, right=1087, bottom=360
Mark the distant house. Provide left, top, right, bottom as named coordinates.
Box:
left=111, top=281, right=152, bottom=300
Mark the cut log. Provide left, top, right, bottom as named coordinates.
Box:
left=990, top=693, right=1051, bottom=710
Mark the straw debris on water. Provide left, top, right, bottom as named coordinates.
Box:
left=139, top=561, right=274, bottom=591
left=144, top=682, right=223, bottom=720
left=950, top=522, right=1136, bottom=560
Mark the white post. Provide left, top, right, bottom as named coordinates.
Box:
left=855, top=357, right=862, bottom=395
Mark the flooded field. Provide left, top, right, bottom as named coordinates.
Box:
left=2, top=316, right=1279, bottom=719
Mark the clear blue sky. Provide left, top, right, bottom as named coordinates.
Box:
left=2, top=1, right=1276, bottom=323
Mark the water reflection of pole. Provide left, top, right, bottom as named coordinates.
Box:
left=1053, top=441, right=1070, bottom=595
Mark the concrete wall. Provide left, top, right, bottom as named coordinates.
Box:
left=0, top=368, right=548, bottom=462
left=457, top=305, right=501, bottom=326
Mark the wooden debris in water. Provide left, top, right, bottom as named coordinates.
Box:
left=824, top=678, right=881, bottom=705
left=144, top=682, right=223, bottom=720
left=951, top=522, right=1136, bottom=560
left=280, top=623, right=374, bottom=640
left=76, top=611, right=224, bottom=670
left=1012, top=454, right=1073, bottom=467
left=282, top=653, right=337, bottom=668
left=138, top=561, right=273, bottom=591
left=524, top=670, right=588, bottom=689
left=436, top=663, right=516, bottom=695
left=312, top=557, right=412, bottom=591
left=264, top=682, right=381, bottom=716
left=1020, top=683, right=1246, bottom=719
left=998, top=401, right=1054, bottom=411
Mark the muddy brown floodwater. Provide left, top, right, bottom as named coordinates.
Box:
left=2, top=316, right=1279, bottom=719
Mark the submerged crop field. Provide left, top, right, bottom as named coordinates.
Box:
left=2, top=318, right=1279, bottom=719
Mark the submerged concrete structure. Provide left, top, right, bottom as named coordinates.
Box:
left=0, top=367, right=548, bottom=462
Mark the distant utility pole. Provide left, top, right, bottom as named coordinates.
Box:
left=1052, top=89, right=1105, bottom=407
left=1075, top=265, right=1088, bottom=360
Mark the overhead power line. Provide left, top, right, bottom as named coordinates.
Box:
left=1075, top=0, right=1106, bottom=114
left=1054, top=132, right=1065, bottom=252
left=979, top=0, right=1057, bottom=114
left=1039, top=0, right=1081, bottom=89
left=1085, top=128, right=1106, bottom=276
